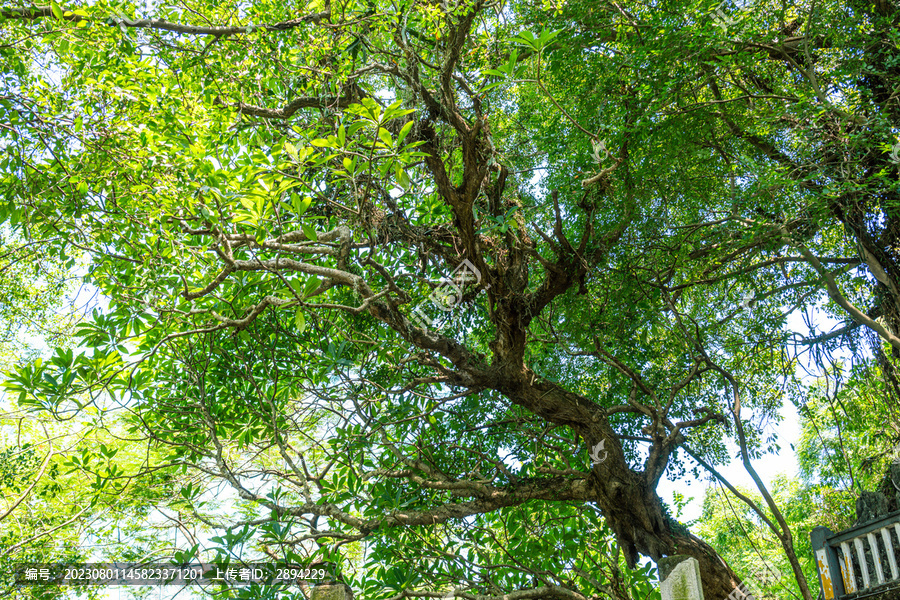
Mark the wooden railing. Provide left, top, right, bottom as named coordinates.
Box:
left=812, top=510, right=900, bottom=599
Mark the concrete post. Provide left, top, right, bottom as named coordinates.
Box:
left=659, top=555, right=705, bottom=600
left=810, top=526, right=843, bottom=600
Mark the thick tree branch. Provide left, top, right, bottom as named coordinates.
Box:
left=213, top=93, right=354, bottom=119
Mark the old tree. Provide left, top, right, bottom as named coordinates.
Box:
left=1, top=0, right=900, bottom=597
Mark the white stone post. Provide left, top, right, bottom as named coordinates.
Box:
left=659, top=555, right=705, bottom=600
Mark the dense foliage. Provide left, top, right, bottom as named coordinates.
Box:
left=1, top=0, right=899, bottom=597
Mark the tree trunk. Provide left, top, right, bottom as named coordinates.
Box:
left=586, top=468, right=739, bottom=599
left=486, top=364, right=742, bottom=598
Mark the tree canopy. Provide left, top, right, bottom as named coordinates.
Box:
left=1, top=0, right=899, bottom=597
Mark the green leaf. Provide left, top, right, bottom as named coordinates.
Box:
left=294, top=308, right=306, bottom=334
left=302, top=223, right=317, bottom=241
left=506, top=49, right=519, bottom=74
left=50, top=0, right=64, bottom=20
left=513, top=30, right=539, bottom=50
left=397, top=121, right=414, bottom=147
left=293, top=195, right=312, bottom=217
left=378, top=127, right=392, bottom=148
left=395, top=165, right=410, bottom=189
left=302, top=276, right=320, bottom=298
left=538, top=29, right=561, bottom=46
left=479, top=80, right=507, bottom=93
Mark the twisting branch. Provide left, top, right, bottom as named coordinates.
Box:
left=0, top=5, right=330, bottom=36
left=213, top=93, right=354, bottom=119
left=664, top=293, right=815, bottom=600
left=779, top=226, right=900, bottom=352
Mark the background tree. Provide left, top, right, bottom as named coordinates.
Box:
left=696, top=476, right=818, bottom=600
left=0, top=236, right=187, bottom=599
